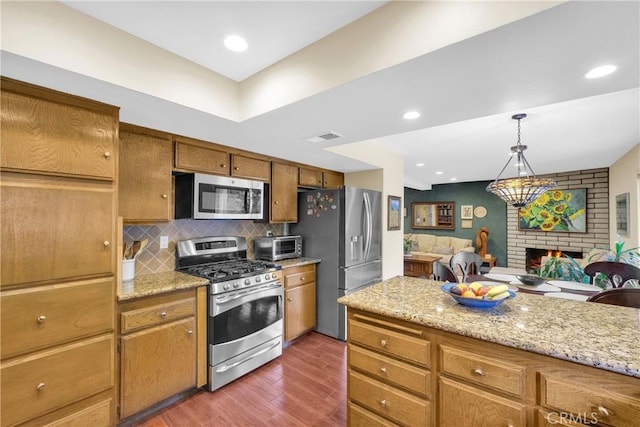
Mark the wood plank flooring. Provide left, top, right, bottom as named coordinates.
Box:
left=134, top=332, right=347, bottom=426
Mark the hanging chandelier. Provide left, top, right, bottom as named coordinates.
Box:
left=486, top=113, right=556, bottom=208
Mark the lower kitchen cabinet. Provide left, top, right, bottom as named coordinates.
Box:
left=118, top=287, right=206, bottom=421
left=282, top=263, right=316, bottom=341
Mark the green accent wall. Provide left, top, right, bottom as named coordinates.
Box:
left=404, top=182, right=508, bottom=267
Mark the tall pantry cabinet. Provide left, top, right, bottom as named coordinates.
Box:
left=0, top=78, right=119, bottom=426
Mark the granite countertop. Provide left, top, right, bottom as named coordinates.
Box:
left=338, top=275, right=640, bottom=378
left=118, top=271, right=209, bottom=301
left=273, top=257, right=321, bottom=268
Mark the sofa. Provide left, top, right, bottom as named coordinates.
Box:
left=404, top=233, right=475, bottom=265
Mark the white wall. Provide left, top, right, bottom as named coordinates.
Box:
left=609, top=144, right=640, bottom=250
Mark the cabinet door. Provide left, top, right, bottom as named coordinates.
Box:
left=0, top=80, right=117, bottom=180
left=174, top=140, right=230, bottom=175
left=1, top=174, right=115, bottom=287
left=120, top=318, right=196, bottom=418
left=270, top=162, right=298, bottom=223
left=231, top=154, right=270, bottom=181
left=323, top=170, right=344, bottom=189
left=119, top=125, right=173, bottom=222
left=439, top=377, right=526, bottom=427
left=298, top=167, right=323, bottom=188
left=285, top=282, right=316, bottom=341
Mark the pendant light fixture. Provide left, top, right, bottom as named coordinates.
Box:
left=486, top=113, right=556, bottom=208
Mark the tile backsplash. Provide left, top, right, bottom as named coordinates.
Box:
left=124, top=219, right=284, bottom=276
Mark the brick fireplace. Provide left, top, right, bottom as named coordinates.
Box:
left=506, top=168, right=610, bottom=272
left=525, top=248, right=583, bottom=273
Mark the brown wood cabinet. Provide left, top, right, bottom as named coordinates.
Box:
left=282, top=263, right=316, bottom=341
left=231, top=154, right=270, bottom=181
left=0, top=78, right=117, bottom=427
left=119, top=124, right=173, bottom=223
left=118, top=288, right=206, bottom=421
left=323, top=170, right=344, bottom=189
left=271, top=162, right=298, bottom=223
left=174, top=136, right=230, bottom=176
left=299, top=166, right=344, bottom=189
left=346, top=308, right=640, bottom=427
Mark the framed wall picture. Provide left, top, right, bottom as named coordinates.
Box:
left=461, top=219, right=473, bottom=229
left=616, top=193, right=630, bottom=236
left=461, top=205, right=473, bottom=220
left=518, top=188, right=587, bottom=232
left=388, top=195, right=401, bottom=230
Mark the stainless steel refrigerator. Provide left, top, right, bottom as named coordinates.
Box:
left=290, top=186, right=382, bottom=341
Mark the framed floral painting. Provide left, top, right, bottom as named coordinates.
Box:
left=518, top=189, right=587, bottom=233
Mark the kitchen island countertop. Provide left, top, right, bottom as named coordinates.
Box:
left=117, top=271, right=209, bottom=301
left=338, top=275, right=640, bottom=378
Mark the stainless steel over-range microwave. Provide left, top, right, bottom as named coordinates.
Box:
left=254, top=235, right=302, bottom=261
left=174, top=173, right=265, bottom=220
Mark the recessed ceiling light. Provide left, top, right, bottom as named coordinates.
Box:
left=403, top=111, right=420, bottom=120
left=224, top=35, right=248, bottom=52
left=450, top=177, right=457, bottom=181
left=585, top=64, right=617, bottom=79
left=435, top=171, right=444, bottom=175
left=416, top=162, right=424, bottom=167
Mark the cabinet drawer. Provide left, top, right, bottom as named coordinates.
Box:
left=1, top=88, right=117, bottom=180
left=349, top=343, right=430, bottom=398
left=1, top=279, right=114, bottom=358
left=43, top=398, right=112, bottom=427
left=231, top=154, right=270, bottom=181
left=537, top=408, right=591, bottom=427
left=540, top=372, right=640, bottom=427
left=0, top=334, right=113, bottom=427
left=349, top=370, right=429, bottom=426
left=174, top=141, right=229, bottom=175
left=283, top=264, right=315, bottom=289
left=121, top=297, right=195, bottom=333
left=439, top=377, right=526, bottom=427
left=440, top=344, right=525, bottom=398
left=348, top=318, right=429, bottom=367
left=1, top=174, right=115, bottom=287
left=348, top=402, right=398, bottom=427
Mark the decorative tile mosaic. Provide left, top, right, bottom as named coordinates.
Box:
left=124, top=219, right=284, bottom=276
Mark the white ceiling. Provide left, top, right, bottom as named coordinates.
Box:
left=59, top=1, right=639, bottom=190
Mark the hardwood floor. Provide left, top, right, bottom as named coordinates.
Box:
left=134, top=332, right=347, bottom=426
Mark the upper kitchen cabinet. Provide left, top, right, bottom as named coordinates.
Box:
left=119, top=123, right=173, bottom=223
left=0, top=77, right=118, bottom=181
left=231, top=154, right=270, bottom=181
left=299, top=166, right=344, bottom=189
left=174, top=136, right=230, bottom=176
left=271, top=162, right=298, bottom=223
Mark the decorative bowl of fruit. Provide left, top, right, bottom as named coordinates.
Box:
left=441, top=282, right=515, bottom=310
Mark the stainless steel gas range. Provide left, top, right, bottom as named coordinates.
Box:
left=176, top=236, right=283, bottom=391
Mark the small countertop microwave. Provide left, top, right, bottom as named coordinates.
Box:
left=254, top=235, right=302, bottom=261
left=175, top=173, right=265, bottom=220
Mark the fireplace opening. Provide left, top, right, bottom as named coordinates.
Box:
left=526, top=248, right=583, bottom=273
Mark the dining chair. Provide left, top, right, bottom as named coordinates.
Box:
left=432, top=261, right=458, bottom=283
left=586, top=288, right=640, bottom=309
left=583, top=261, right=640, bottom=288
left=449, top=252, right=484, bottom=283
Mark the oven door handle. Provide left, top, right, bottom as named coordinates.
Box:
left=216, top=283, right=282, bottom=305
left=215, top=339, right=281, bottom=373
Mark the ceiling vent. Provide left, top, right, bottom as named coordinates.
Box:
left=305, top=132, right=343, bottom=143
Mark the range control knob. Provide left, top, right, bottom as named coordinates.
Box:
left=265, top=274, right=271, bottom=281
left=244, top=278, right=251, bottom=286
left=223, top=283, right=231, bottom=291
left=233, top=282, right=240, bottom=288
left=255, top=276, right=261, bottom=283
left=272, top=273, right=278, bottom=279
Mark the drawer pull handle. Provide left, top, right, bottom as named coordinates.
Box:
left=300, top=277, right=305, bottom=281
left=187, top=330, right=193, bottom=335
left=597, top=406, right=610, bottom=417
left=506, top=423, right=514, bottom=427
left=103, top=240, right=110, bottom=247
left=160, top=312, right=168, bottom=318
left=36, top=382, right=46, bottom=391
left=104, top=151, right=111, bottom=159
left=379, top=399, right=388, bottom=407
left=162, top=194, right=168, bottom=199
left=37, top=315, right=46, bottom=322
left=473, top=368, right=486, bottom=376
left=380, top=339, right=387, bottom=347
left=379, top=367, right=387, bottom=374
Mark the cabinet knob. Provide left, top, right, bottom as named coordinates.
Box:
left=274, top=201, right=279, bottom=205
left=103, top=240, right=110, bottom=247
left=287, top=298, right=293, bottom=302
left=234, top=166, right=239, bottom=170
left=36, top=382, right=46, bottom=391
left=160, top=312, right=167, bottom=318
left=379, top=399, right=388, bottom=407
left=37, top=315, right=46, bottom=323
left=300, top=276, right=305, bottom=281
left=103, top=151, right=111, bottom=159
left=380, top=339, right=387, bottom=347
left=187, top=330, right=193, bottom=335
left=597, top=406, right=610, bottom=417
left=473, top=368, right=486, bottom=376
left=379, top=367, right=387, bottom=374
left=220, top=164, right=226, bottom=168
left=161, top=194, right=168, bottom=199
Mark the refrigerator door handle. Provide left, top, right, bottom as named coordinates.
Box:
left=363, top=192, right=372, bottom=261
